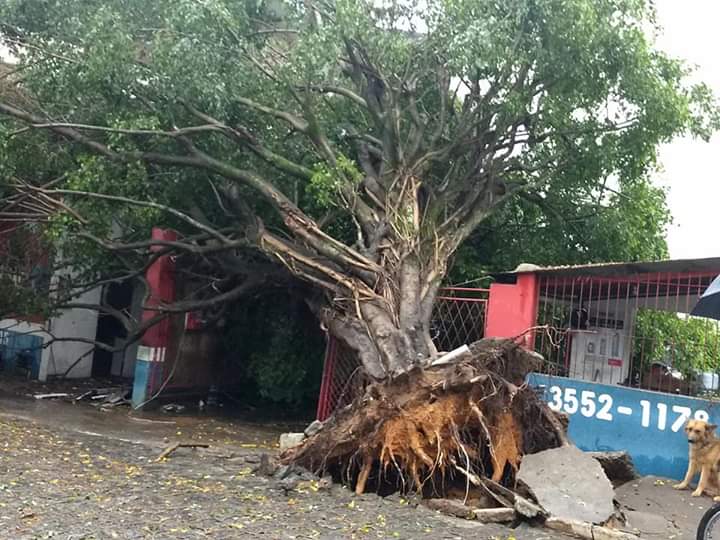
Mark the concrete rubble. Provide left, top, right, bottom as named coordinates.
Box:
left=518, top=445, right=616, bottom=525
left=279, top=432, right=305, bottom=451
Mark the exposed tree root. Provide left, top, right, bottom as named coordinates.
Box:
left=283, top=338, right=567, bottom=499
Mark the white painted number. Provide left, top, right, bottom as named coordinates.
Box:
left=564, top=388, right=579, bottom=414
left=548, top=386, right=563, bottom=412
left=580, top=391, right=597, bottom=418
left=544, top=385, right=713, bottom=430
left=640, top=400, right=651, bottom=428
left=671, top=406, right=692, bottom=432
left=597, top=394, right=613, bottom=421
left=656, top=403, right=668, bottom=431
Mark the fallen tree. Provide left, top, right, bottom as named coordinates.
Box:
left=0, top=0, right=715, bottom=384
left=284, top=339, right=568, bottom=499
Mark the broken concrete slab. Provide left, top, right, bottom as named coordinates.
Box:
left=473, top=507, right=516, bottom=523
left=514, top=495, right=544, bottom=518
left=622, top=510, right=680, bottom=538
left=424, top=498, right=475, bottom=519
left=279, top=432, right=305, bottom=451
left=587, top=451, right=638, bottom=485
left=545, top=517, right=640, bottom=540
left=303, top=420, right=323, bottom=438
left=518, top=445, right=615, bottom=524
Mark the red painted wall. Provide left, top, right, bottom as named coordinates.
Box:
left=484, top=274, right=539, bottom=349
left=141, top=228, right=177, bottom=348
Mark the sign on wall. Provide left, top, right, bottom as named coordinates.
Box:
left=527, top=373, right=720, bottom=479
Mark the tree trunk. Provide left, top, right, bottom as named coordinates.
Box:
left=319, top=267, right=440, bottom=381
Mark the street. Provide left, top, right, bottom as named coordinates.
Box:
left=0, top=395, right=572, bottom=540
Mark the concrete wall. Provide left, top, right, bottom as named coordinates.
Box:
left=530, top=373, right=720, bottom=480
left=40, top=286, right=102, bottom=380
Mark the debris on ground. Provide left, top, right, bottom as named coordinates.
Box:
left=544, top=517, right=640, bottom=540
left=155, top=442, right=210, bottom=462
left=162, top=403, right=187, bottom=414
left=588, top=451, right=638, bottom=486
left=70, top=386, right=132, bottom=409
left=253, top=453, right=279, bottom=476
left=303, top=420, right=323, bottom=438
left=279, top=432, right=305, bottom=451
left=33, top=386, right=132, bottom=409
left=518, top=445, right=615, bottom=524
left=473, top=507, right=517, bottom=523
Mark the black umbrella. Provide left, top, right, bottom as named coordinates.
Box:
left=691, top=275, right=720, bottom=320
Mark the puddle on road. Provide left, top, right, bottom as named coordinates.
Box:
left=0, top=389, right=301, bottom=451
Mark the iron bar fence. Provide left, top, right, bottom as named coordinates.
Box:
left=534, top=272, right=720, bottom=398
left=316, top=287, right=489, bottom=420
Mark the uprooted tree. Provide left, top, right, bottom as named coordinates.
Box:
left=0, top=0, right=717, bottom=493
left=286, top=338, right=571, bottom=497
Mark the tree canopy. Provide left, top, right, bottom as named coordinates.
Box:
left=450, top=178, right=672, bottom=284
left=0, top=0, right=717, bottom=378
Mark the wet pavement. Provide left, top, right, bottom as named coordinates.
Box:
left=0, top=375, right=301, bottom=451
left=0, top=414, right=570, bottom=539
left=0, top=380, right=703, bottom=539
left=0, top=391, right=290, bottom=451
left=0, top=383, right=576, bottom=540
left=615, top=475, right=709, bottom=538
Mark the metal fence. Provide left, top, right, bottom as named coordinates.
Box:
left=316, top=288, right=489, bottom=420
left=534, top=272, right=720, bottom=398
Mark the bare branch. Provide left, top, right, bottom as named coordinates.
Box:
left=304, top=85, right=368, bottom=108
left=235, top=96, right=309, bottom=133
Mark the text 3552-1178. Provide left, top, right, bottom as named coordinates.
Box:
left=546, top=385, right=710, bottom=432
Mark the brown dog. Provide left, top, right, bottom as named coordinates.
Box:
left=674, top=419, right=720, bottom=499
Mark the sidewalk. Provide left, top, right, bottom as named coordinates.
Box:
left=615, top=475, right=710, bottom=538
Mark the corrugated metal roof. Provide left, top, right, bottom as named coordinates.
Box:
left=493, top=256, right=720, bottom=280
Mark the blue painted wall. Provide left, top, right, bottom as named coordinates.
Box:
left=527, top=373, right=720, bottom=479
left=0, top=328, right=43, bottom=379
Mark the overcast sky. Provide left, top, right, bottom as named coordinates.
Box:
left=654, top=0, right=720, bottom=260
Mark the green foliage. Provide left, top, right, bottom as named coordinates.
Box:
left=450, top=178, right=672, bottom=282
left=308, top=154, right=364, bottom=209
left=1, top=0, right=715, bottom=249
left=0, top=275, right=50, bottom=319
left=220, top=294, right=324, bottom=410
left=633, top=309, right=720, bottom=376
left=0, top=225, right=52, bottom=319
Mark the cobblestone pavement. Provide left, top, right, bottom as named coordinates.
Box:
left=0, top=414, right=575, bottom=540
